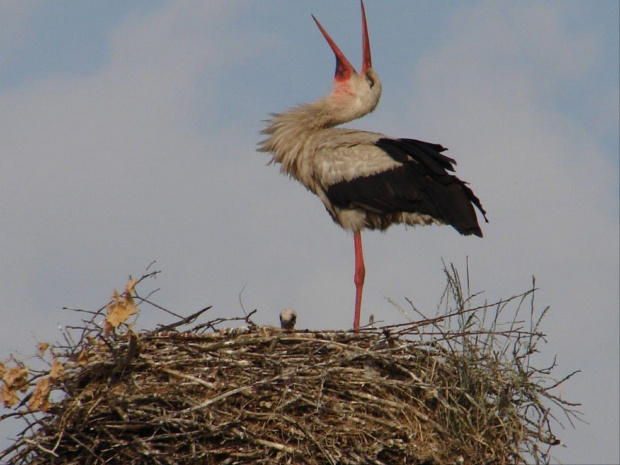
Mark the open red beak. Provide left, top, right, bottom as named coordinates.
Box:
left=313, top=0, right=372, bottom=81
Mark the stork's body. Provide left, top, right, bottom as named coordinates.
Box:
left=260, top=2, right=487, bottom=330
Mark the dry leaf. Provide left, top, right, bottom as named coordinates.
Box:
left=106, top=301, right=131, bottom=327
left=105, top=284, right=138, bottom=329
left=104, top=318, right=114, bottom=336
left=0, top=383, right=11, bottom=406
left=28, top=377, right=52, bottom=412
left=78, top=349, right=90, bottom=366
left=1, top=366, right=29, bottom=408
left=3, top=366, right=29, bottom=391
left=50, top=360, right=65, bottom=379
left=126, top=278, right=138, bottom=294
left=125, top=293, right=138, bottom=318
left=37, top=342, right=50, bottom=357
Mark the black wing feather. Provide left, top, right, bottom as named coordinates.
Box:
left=376, top=138, right=456, bottom=173
left=326, top=138, right=488, bottom=237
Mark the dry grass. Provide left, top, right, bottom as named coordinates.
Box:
left=0, top=264, right=581, bottom=464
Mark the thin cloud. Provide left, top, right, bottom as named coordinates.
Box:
left=0, top=2, right=617, bottom=463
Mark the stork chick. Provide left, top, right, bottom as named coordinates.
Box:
left=279, top=308, right=297, bottom=331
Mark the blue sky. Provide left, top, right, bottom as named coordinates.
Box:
left=1, top=1, right=618, bottom=463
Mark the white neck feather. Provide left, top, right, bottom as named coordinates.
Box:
left=259, top=70, right=382, bottom=182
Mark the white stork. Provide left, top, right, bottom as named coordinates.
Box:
left=259, top=1, right=487, bottom=330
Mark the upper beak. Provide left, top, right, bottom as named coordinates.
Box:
left=313, top=0, right=372, bottom=81
left=360, top=0, right=371, bottom=75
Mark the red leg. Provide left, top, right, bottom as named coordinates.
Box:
left=353, top=232, right=365, bottom=330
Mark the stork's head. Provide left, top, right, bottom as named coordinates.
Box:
left=279, top=308, right=297, bottom=331
left=313, top=0, right=382, bottom=122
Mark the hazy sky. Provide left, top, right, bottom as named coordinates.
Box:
left=1, top=1, right=618, bottom=463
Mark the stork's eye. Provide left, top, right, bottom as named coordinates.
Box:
left=365, top=74, right=375, bottom=88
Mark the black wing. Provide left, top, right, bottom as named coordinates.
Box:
left=325, top=138, right=488, bottom=237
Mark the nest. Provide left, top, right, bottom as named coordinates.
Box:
left=1, top=266, right=581, bottom=464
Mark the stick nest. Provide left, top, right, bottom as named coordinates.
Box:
left=1, top=266, right=581, bottom=464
